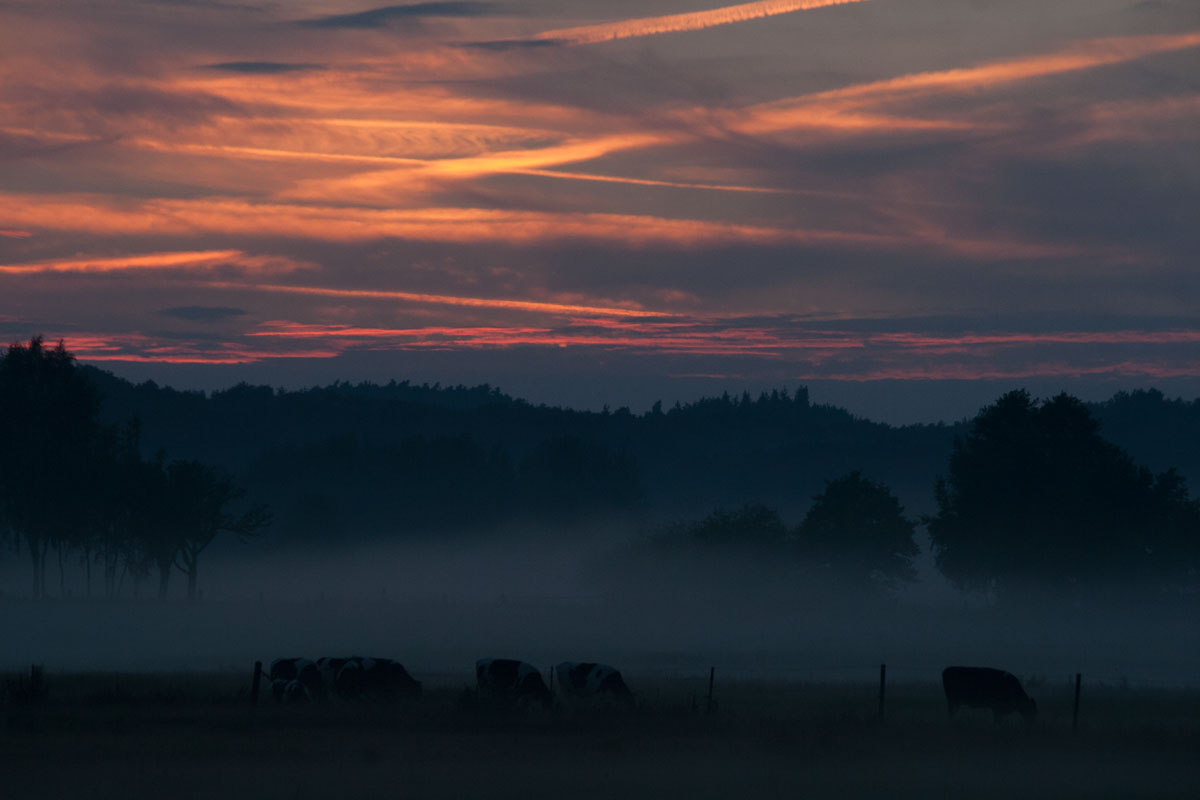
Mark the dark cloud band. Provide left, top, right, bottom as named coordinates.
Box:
left=297, top=2, right=495, bottom=29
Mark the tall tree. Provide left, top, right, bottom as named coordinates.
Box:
left=928, top=390, right=1200, bottom=598
left=0, top=337, right=102, bottom=598
left=796, top=471, right=919, bottom=590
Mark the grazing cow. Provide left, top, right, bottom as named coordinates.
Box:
left=942, top=666, right=1037, bottom=723
left=275, top=679, right=312, bottom=703
left=476, top=658, right=552, bottom=708
left=330, top=657, right=421, bottom=700
left=269, top=657, right=321, bottom=702
left=554, top=662, right=634, bottom=706
left=316, top=656, right=351, bottom=692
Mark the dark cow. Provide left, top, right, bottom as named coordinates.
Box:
left=554, top=662, right=634, bottom=706
left=316, top=656, right=352, bottom=692
left=476, top=658, right=552, bottom=708
left=269, top=657, right=321, bottom=702
left=330, top=656, right=421, bottom=700
left=942, top=666, right=1037, bottom=723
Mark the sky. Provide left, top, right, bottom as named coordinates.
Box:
left=2, top=0, right=1199, bottom=423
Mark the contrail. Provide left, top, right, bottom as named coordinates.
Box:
left=218, top=281, right=668, bottom=319
left=535, top=0, right=867, bottom=45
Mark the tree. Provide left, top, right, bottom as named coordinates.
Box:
left=651, top=503, right=791, bottom=554
left=927, top=390, right=1200, bottom=598
left=0, top=337, right=102, bottom=598
left=164, top=460, right=269, bottom=601
left=795, top=471, right=919, bottom=590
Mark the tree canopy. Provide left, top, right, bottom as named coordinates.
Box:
left=796, top=471, right=919, bottom=590
left=927, top=390, right=1200, bottom=597
left=0, top=337, right=103, bottom=597
left=0, top=337, right=269, bottom=600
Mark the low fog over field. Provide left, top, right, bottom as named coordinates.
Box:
left=4, top=530, right=1198, bottom=689
left=3, top=344, right=1199, bottom=692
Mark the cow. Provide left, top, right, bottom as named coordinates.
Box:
left=942, top=666, right=1037, bottom=723
left=274, top=679, right=312, bottom=703
left=553, top=662, right=634, bottom=706
left=269, top=657, right=321, bottom=702
left=475, top=658, right=553, bottom=708
left=330, top=656, right=421, bottom=700
left=316, top=656, right=351, bottom=692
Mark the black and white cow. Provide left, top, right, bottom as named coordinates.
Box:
left=329, top=656, right=421, bottom=700
left=315, top=656, right=352, bottom=692
left=269, top=657, right=322, bottom=702
left=554, top=662, right=634, bottom=706
left=942, top=666, right=1037, bottom=723
left=476, top=658, right=552, bottom=708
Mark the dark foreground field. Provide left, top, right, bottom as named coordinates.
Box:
left=3, top=672, right=1199, bottom=799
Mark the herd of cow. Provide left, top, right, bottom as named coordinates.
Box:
left=267, top=658, right=1037, bottom=722
left=267, top=657, right=634, bottom=709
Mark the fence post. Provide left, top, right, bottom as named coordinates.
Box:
left=251, top=660, right=263, bottom=707
left=1072, top=673, right=1081, bottom=731
left=706, top=667, right=715, bottom=713
left=878, top=663, right=886, bottom=720
left=30, top=664, right=44, bottom=702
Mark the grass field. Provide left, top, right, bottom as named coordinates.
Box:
left=3, top=670, right=1199, bottom=799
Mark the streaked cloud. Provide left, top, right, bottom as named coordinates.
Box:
left=0, top=249, right=308, bottom=275
left=202, top=62, right=323, bottom=74
left=532, top=0, right=868, bottom=46
left=159, top=306, right=248, bottom=322
left=296, top=2, right=495, bottom=29
left=2, top=0, right=1198, bottom=405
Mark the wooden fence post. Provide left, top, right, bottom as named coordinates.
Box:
left=251, top=661, right=263, bottom=707
left=1072, top=673, right=1081, bottom=731
left=878, top=663, right=886, bottom=720
left=30, top=664, right=44, bottom=702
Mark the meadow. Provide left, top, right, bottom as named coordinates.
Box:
left=3, top=669, right=1198, bottom=799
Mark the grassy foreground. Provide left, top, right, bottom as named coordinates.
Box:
left=2, top=671, right=1198, bottom=799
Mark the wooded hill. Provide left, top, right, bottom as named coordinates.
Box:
left=84, top=367, right=1200, bottom=548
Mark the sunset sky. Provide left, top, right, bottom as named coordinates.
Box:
left=3, top=0, right=1198, bottom=421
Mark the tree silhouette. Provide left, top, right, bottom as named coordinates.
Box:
left=928, top=390, right=1200, bottom=598
left=164, top=460, right=269, bottom=601
left=0, top=337, right=101, bottom=597
left=652, top=503, right=791, bottom=554
left=796, top=471, right=919, bottom=590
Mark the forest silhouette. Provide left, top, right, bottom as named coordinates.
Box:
left=1, top=337, right=1198, bottom=604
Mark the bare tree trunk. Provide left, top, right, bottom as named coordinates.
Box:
left=157, top=563, right=171, bottom=601
left=39, top=539, right=49, bottom=599
left=187, top=561, right=198, bottom=602
left=57, top=543, right=66, bottom=597
left=28, top=536, right=41, bottom=599
left=183, top=547, right=200, bottom=602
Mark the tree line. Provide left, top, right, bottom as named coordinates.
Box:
left=2, top=337, right=1199, bottom=603
left=0, top=338, right=267, bottom=600
left=618, top=390, right=1200, bottom=602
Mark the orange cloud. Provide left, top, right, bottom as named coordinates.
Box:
left=0, top=229, right=33, bottom=238
left=535, top=0, right=868, bottom=45
left=228, top=283, right=661, bottom=318
left=0, top=249, right=309, bottom=275
left=762, top=31, right=1200, bottom=113
left=53, top=333, right=340, bottom=365
left=0, top=192, right=902, bottom=250
left=1, top=192, right=1076, bottom=259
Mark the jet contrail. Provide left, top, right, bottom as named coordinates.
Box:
left=535, top=0, right=867, bottom=45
